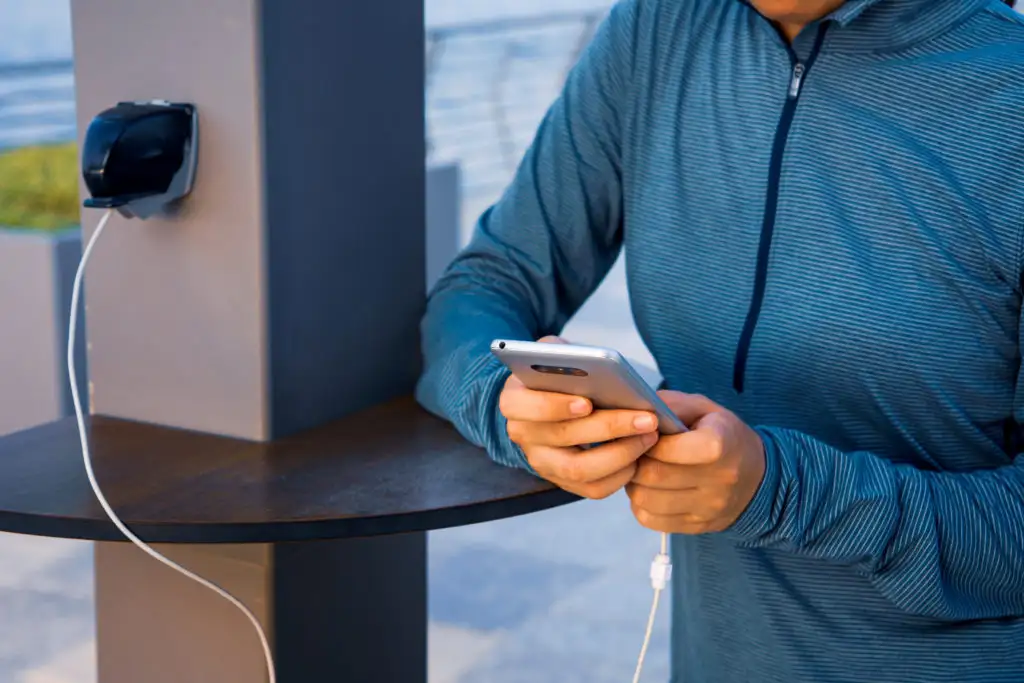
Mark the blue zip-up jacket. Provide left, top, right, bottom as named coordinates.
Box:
left=417, top=0, right=1024, bottom=680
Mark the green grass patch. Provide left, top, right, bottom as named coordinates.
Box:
left=0, top=143, right=81, bottom=231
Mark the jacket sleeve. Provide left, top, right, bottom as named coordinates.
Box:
left=728, top=407, right=1024, bottom=621
left=415, top=1, right=638, bottom=469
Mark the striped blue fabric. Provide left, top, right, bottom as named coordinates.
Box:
left=416, top=0, right=1024, bottom=680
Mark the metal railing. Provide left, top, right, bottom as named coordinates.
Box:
left=426, top=11, right=604, bottom=197
left=0, top=59, right=76, bottom=151
left=0, top=9, right=607, bottom=201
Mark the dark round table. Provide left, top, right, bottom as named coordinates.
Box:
left=0, top=396, right=577, bottom=682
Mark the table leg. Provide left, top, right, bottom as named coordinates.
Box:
left=94, top=533, right=427, bottom=682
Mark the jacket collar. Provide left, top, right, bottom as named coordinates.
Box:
left=744, top=0, right=993, bottom=53
left=826, top=0, right=887, bottom=25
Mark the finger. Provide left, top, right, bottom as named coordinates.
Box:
left=657, top=391, right=721, bottom=426
left=631, top=456, right=708, bottom=489
left=520, top=409, right=659, bottom=447
left=627, top=483, right=734, bottom=521
left=551, top=461, right=637, bottom=500
left=537, top=335, right=569, bottom=344
left=626, top=483, right=705, bottom=515
left=646, top=415, right=729, bottom=465
left=501, top=382, right=592, bottom=423
left=632, top=456, right=735, bottom=489
left=529, top=433, right=657, bottom=484
left=631, top=503, right=725, bottom=535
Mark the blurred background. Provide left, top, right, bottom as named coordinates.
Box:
left=0, top=1, right=667, bottom=682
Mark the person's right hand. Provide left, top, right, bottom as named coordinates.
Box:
left=499, top=337, right=660, bottom=499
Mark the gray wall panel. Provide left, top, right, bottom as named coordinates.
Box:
left=260, top=0, right=426, bottom=437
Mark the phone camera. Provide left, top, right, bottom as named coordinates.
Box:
left=530, top=364, right=588, bottom=377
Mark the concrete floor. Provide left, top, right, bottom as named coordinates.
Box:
left=0, top=250, right=672, bottom=683
left=0, top=494, right=670, bottom=683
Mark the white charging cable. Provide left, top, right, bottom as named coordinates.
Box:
left=632, top=531, right=671, bottom=683
left=69, top=209, right=277, bottom=683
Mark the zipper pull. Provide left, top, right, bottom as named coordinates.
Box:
left=788, top=63, right=806, bottom=98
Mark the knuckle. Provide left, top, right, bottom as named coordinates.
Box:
left=558, top=456, right=587, bottom=483
left=614, top=437, right=639, bottom=463
left=627, top=434, right=652, bottom=457
left=642, top=450, right=665, bottom=475
left=523, top=449, right=549, bottom=478
left=531, top=465, right=558, bottom=484
left=550, top=420, right=573, bottom=446
left=632, top=456, right=654, bottom=482
left=506, top=420, right=526, bottom=445
left=719, top=463, right=741, bottom=485
left=637, top=456, right=666, bottom=484
left=689, top=393, right=714, bottom=412
left=589, top=415, right=615, bottom=443
left=707, top=494, right=730, bottom=515
left=635, top=508, right=661, bottom=532
left=706, top=433, right=726, bottom=462
left=630, top=486, right=650, bottom=509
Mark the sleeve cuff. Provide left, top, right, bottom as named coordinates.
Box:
left=481, top=358, right=538, bottom=474
left=496, top=407, right=539, bottom=476
left=726, top=426, right=784, bottom=541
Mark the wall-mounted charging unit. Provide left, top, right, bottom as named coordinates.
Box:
left=81, top=100, right=199, bottom=219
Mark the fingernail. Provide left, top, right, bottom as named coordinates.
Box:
left=634, top=415, right=656, bottom=431
left=570, top=399, right=590, bottom=415
left=642, top=432, right=658, bottom=448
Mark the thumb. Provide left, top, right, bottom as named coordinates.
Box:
left=538, top=335, right=569, bottom=344
left=657, top=390, right=722, bottom=426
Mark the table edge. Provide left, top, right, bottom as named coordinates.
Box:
left=0, top=487, right=580, bottom=544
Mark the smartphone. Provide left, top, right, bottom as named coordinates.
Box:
left=490, top=339, right=687, bottom=435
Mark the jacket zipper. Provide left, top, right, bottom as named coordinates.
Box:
left=732, top=24, right=830, bottom=393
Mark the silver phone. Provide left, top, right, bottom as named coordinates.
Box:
left=490, top=339, right=687, bottom=435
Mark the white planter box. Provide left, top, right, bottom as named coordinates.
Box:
left=426, top=162, right=462, bottom=291
left=0, top=227, right=87, bottom=436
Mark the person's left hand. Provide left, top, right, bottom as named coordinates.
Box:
left=626, top=391, right=766, bottom=535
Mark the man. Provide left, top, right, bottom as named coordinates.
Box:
left=417, top=0, right=1024, bottom=681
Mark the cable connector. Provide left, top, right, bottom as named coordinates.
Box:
left=650, top=552, right=672, bottom=591
left=634, top=533, right=672, bottom=683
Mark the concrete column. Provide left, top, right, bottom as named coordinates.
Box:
left=70, top=1, right=428, bottom=681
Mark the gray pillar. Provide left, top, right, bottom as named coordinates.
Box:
left=70, top=1, right=427, bottom=681
left=72, top=0, right=425, bottom=441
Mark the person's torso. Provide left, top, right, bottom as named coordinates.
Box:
left=617, top=0, right=1024, bottom=680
